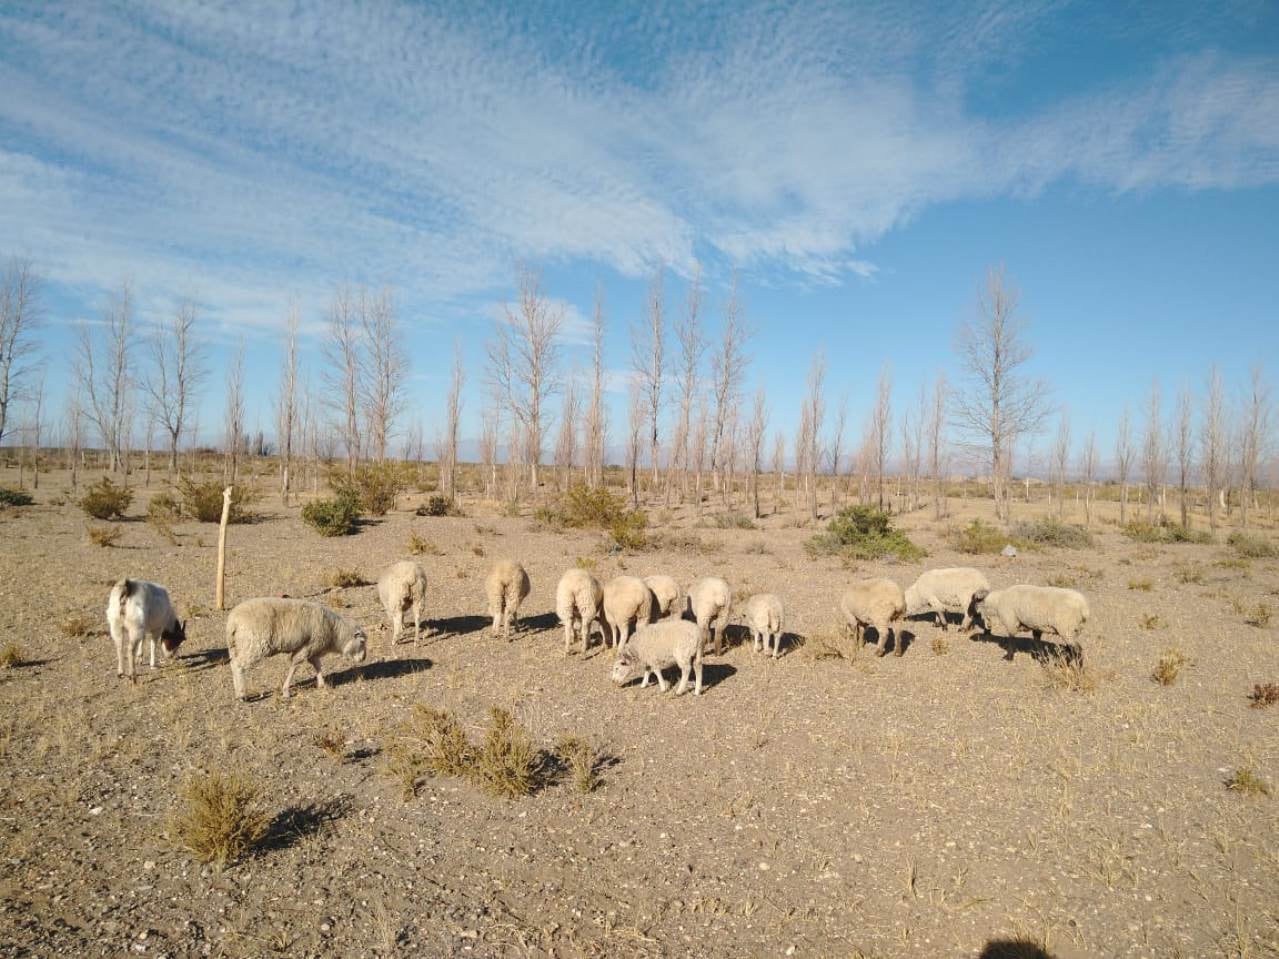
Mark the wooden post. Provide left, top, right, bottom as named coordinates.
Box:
left=215, top=486, right=232, bottom=610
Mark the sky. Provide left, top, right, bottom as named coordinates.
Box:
left=1, top=0, right=1277, bottom=470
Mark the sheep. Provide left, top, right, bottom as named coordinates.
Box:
left=105, top=578, right=187, bottom=684
left=485, top=560, right=530, bottom=640
left=974, top=585, right=1091, bottom=661
left=642, top=575, right=682, bottom=618
left=556, top=568, right=603, bottom=655
left=610, top=619, right=704, bottom=696
left=685, top=576, right=732, bottom=655
left=743, top=593, right=785, bottom=659
left=839, top=578, right=907, bottom=657
left=376, top=560, right=428, bottom=648
left=225, top=597, right=368, bottom=701
left=602, top=575, right=655, bottom=651
left=904, top=567, right=991, bottom=631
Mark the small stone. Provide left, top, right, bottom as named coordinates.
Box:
left=319, top=922, right=331, bottom=934
left=143, top=861, right=155, bottom=871
left=758, top=862, right=770, bottom=871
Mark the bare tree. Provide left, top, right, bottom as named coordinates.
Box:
left=625, top=377, right=644, bottom=507
left=632, top=267, right=665, bottom=489
left=63, top=391, right=85, bottom=491
left=1174, top=386, right=1194, bottom=529
left=804, top=351, right=826, bottom=520
left=1141, top=379, right=1166, bottom=522
left=669, top=269, right=704, bottom=500
left=554, top=374, right=579, bottom=489
left=871, top=367, right=892, bottom=509
left=23, top=372, right=46, bottom=489
left=145, top=300, right=204, bottom=480
left=487, top=269, right=564, bottom=493
left=1051, top=411, right=1071, bottom=519
left=75, top=284, right=135, bottom=474
left=692, top=400, right=709, bottom=518
left=324, top=287, right=363, bottom=473
left=1202, top=366, right=1226, bottom=532
left=794, top=404, right=812, bottom=513
left=927, top=375, right=948, bottom=519
left=745, top=387, right=769, bottom=519
left=276, top=308, right=300, bottom=503
left=828, top=394, right=848, bottom=508
left=1239, top=364, right=1272, bottom=529
left=952, top=266, right=1050, bottom=521
left=0, top=257, right=42, bottom=448
left=441, top=343, right=465, bottom=501
left=1114, top=408, right=1134, bottom=525
left=771, top=431, right=785, bottom=513
left=360, top=289, right=407, bottom=463
left=223, top=341, right=245, bottom=483
left=902, top=384, right=926, bottom=512
left=583, top=289, right=607, bottom=490
left=709, top=276, right=749, bottom=492
left=1080, top=429, right=1098, bottom=526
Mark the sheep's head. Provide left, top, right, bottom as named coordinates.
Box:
left=610, top=649, right=643, bottom=687
left=902, top=584, right=922, bottom=616
left=160, top=619, right=188, bottom=656
left=973, top=597, right=996, bottom=632
left=344, top=627, right=368, bottom=664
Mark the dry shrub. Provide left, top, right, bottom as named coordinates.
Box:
left=802, top=627, right=863, bottom=663
left=471, top=707, right=541, bottom=799
left=302, top=492, right=360, bottom=537
left=1138, top=613, right=1164, bottom=630
left=324, top=567, right=366, bottom=588
left=1244, top=603, right=1272, bottom=628
left=471, top=543, right=486, bottom=557
left=1151, top=648, right=1189, bottom=686
left=0, top=486, right=33, bottom=507
left=574, top=556, right=597, bottom=571
left=86, top=524, right=122, bottom=548
left=59, top=613, right=96, bottom=638
left=947, top=519, right=1015, bottom=555
left=167, top=770, right=270, bottom=867
left=1038, top=654, right=1097, bottom=694
left=147, top=513, right=179, bottom=545
left=555, top=735, right=605, bottom=794
left=1173, top=562, right=1205, bottom=585
left=1127, top=578, right=1153, bottom=592
left=1247, top=683, right=1279, bottom=709
left=79, top=477, right=132, bottom=520
left=929, top=637, right=950, bottom=656
left=1046, top=573, right=1077, bottom=588
left=384, top=706, right=476, bottom=799
left=314, top=728, right=346, bottom=760
left=1010, top=518, right=1092, bottom=549
left=177, top=478, right=257, bottom=523
left=407, top=530, right=443, bottom=556
left=0, top=643, right=25, bottom=668
left=1227, top=531, right=1277, bottom=559
left=1224, top=767, right=1270, bottom=797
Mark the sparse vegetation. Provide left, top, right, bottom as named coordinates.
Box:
left=807, top=505, right=925, bottom=562
left=329, top=463, right=408, bottom=516
left=59, top=613, right=95, bottom=638
left=1151, top=648, right=1189, bottom=686
left=713, top=512, right=757, bottom=530
left=554, top=735, right=605, bottom=794
left=1224, top=767, right=1270, bottom=797
left=0, top=486, right=33, bottom=507
left=471, top=707, right=542, bottom=799
left=1046, top=573, right=1077, bottom=588
left=1244, top=603, right=1272, bottom=628
left=947, top=519, right=1017, bottom=555
left=1138, top=613, right=1164, bottom=630
left=407, top=530, right=443, bottom=556
left=416, top=495, right=460, bottom=517
left=78, top=477, right=132, bottom=520
left=930, top=637, right=950, bottom=656
left=0, top=643, right=25, bottom=668
left=1247, top=683, right=1279, bottom=709
left=323, top=567, right=366, bottom=588
left=1173, top=562, right=1205, bottom=585
left=1127, top=577, right=1153, bottom=592
left=1122, top=520, right=1212, bottom=545
left=86, top=523, right=122, bottom=547
left=802, top=627, right=864, bottom=663
left=1228, top=531, right=1277, bottom=559
left=1039, top=654, right=1097, bottom=693
left=1010, top=518, right=1092, bottom=549
left=314, top=728, right=346, bottom=760
left=167, top=770, right=271, bottom=867
left=301, top=490, right=361, bottom=537
left=536, top=484, right=649, bottom=550
left=574, top=556, right=597, bottom=571
left=384, top=706, right=477, bottom=798
left=176, top=478, right=257, bottom=523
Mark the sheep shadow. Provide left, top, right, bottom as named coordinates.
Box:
left=518, top=611, right=560, bottom=634
left=735, top=631, right=802, bottom=659
left=260, top=795, right=352, bottom=853
left=698, top=662, right=737, bottom=691
left=433, top=614, right=490, bottom=637
left=334, top=657, right=431, bottom=687
left=978, top=939, right=1057, bottom=959
left=969, top=630, right=1081, bottom=665
left=859, top=626, right=914, bottom=657
left=180, top=647, right=229, bottom=672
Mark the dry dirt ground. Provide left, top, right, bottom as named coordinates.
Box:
left=1, top=470, right=1277, bottom=959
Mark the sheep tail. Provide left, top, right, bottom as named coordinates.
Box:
left=114, top=578, right=135, bottom=615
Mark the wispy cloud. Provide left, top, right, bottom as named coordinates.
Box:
left=0, top=1, right=1276, bottom=331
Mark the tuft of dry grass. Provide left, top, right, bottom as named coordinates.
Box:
left=167, top=770, right=270, bottom=867
left=1224, top=767, right=1270, bottom=797
left=0, top=643, right=25, bottom=668
left=407, top=530, right=443, bottom=556
left=1244, top=603, right=1272, bottom=628
left=1046, top=573, right=1077, bottom=588
left=1127, top=577, right=1153, bottom=592
left=471, top=707, right=541, bottom=799
left=471, top=543, right=486, bottom=557
left=574, top=556, right=597, bottom=571
left=59, top=613, right=96, bottom=638
left=314, top=728, right=346, bottom=760
left=324, top=593, right=350, bottom=610
left=801, top=627, right=863, bottom=663
left=555, top=735, right=605, bottom=794
left=1038, top=654, right=1097, bottom=694
left=86, top=523, right=122, bottom=548
left=930, top=637, right=950, bottom=656
left=1151, top=648, right=1189, bottom=686
left=323, top=567, right=366, bottom=588
left=1173, top=562, right=1204, bottom=585
left=1247, top=683, right=1279, bottom=709
left=1138, top=613, right=1164, bottom=630
left=384, top=706, right=476, bottom=799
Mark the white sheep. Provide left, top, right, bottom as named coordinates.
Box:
left=556, top=568, right=603, bottom=655
left=105, top=578, right=187, bottom=683
left=975, top=585, right=1091, bottom=661
left=839, top=578, right=907, bottom=657
left=602, top=575, right=655, bottom=650
left=377, top=560, right=428, bottom=648
left=225, top=597, right=368, bottom=701
left=904, top=567, right=991, bottom=631
left=642, top=575, right=682, bottom=618
left=744, top=593, right=785, bottom=659
left=610, top=619, right=704, bottom=696
left=485, top=560, right=530, bottom=640
left=685, top=576, right=732, bottom=655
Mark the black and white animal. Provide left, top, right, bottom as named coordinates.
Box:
left=105, top=578, right=187, bottom=683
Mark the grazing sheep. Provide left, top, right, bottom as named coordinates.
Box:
left=485, top=560, right=530, bottom=640
left=839, top=578, right=907, bottom=657
left=377, top=560, right=428, bottom=648
left=610, top=620, right=704, bottom=696
left=105, top=578, right=187, bottom=684
left=225, top=597, right=367, bottom=701
left=975, top=585, right=1090, bottom=661
left=642, top=575, right=682, bottom=618
left=685, top=577, right=732, bottom=655
left=556, top=568, right=603, bottom=655
left=744, top=593, right=785, bottom=659
left=603, top=575, right=655, bottom=650
left=904, top=567, right=991, bottom=630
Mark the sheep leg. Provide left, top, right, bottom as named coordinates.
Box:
left=127, top=629, right=143, bottom=683
left=694, top=656, right=703, bottom=695
left=640, top=670, right=651, bottom=689
left=654, top=667, right=670, bottom=693
left=893, top=626, right=904, bottom=657
left=110, top=621, right=126, bottom=678
left=933, top=605, right=947, bottom=630
left=771, top=632, right=780, bottom=659
left=390, top=608, right=403, bottom=648
left=280, top=650, right=310, bottom=698
left=412, top=601, right=422, bottom=645
left=675, top=661, right=689, bottom=695
left=563, top=621, right=574, bottom=655
left=311, top=656, right=326, bottom=690
left=149, top=635, right=158, bottom=669
left=230, top=659, right=246, bottom=701
left=874, top=624, right=888, bottom=657
left=713, top=623, right=724, bottom=657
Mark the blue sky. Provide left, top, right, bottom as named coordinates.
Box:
left=1, top=1, right=1277, bottom=469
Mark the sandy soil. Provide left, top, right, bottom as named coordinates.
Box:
left=0, top=469, right=1276, bottom=958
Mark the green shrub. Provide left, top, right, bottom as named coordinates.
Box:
left=329, top=464, right=405, bottom=516
left=79, top=477, right=133, bottom=520
left=538, top=483, right=649, bottom=549
left=416, top=495, right=458, bottom=517
left=1227, top=532, right=1277, bottom=559
left=176, top=478, right=257, bottom=523
left=301, top=491, right=360, bottom=536
left=1010, top=518, right=1093, bottom=549
left=609, top=511, right=649, bottom=550
left=713, top=512, right=757, bottom=530
left=946, top=519, right=1012, bottom=554
left=1122, top=520, right=1212, bottom=545
left=805, top=505, right=925, bottom=562
left=0, top=486, right=33, bottom=507
left=147, top=490, right=183, bottom=522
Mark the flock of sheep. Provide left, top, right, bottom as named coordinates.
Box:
left=104, top=556, right=1091, bottom=701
